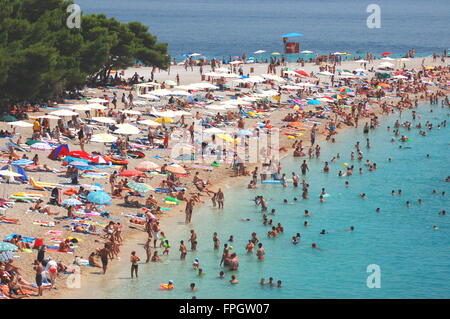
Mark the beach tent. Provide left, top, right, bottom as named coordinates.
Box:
left=48, top=144, right=70, bottom=160
left=0, top=164, right=28, bottom=181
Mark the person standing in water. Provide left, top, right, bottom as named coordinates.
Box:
left=256, top=243, right=265, bottom=260
left=130, top=251, right=140, bottom=279
left=217, top=188, right=224, bottom=209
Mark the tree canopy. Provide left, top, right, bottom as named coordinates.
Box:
left=0, top=0, right=170, bottom=103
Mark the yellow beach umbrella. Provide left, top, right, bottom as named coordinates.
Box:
left=155, top=117, right=174, bottom=124
left=271, top=52, right=281, bottom=55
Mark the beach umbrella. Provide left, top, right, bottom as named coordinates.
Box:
left=307, top=99, right=321, bottom=105
left=87, top=103, right=107, bottom=110
left=30, top=143, right=53, bottom=151
left=62, top=198, right=82, bottom=206
left=91, top=133, right=118, bottom=143
left=68, top=104, right=93, bottom=111
left=254, top=50, right=266, bottom=54
left=318, top=71, right=334, bottom=76
left=0, top=242, right=18, bottom=252
left=70, top=161, right=90, bottom=167
left=87, top=191, right=111, bottom=205
left=0, top=115, right=18, bottom=122
left=164, top=80, right=177, bottom=86
left=90, top=156, right=110, bottom=165
left=155, top=117, right=174, bottom=124
left=282, top=33, right=303, bottom=37
left=136, top=161, right=160, bottom=171
left=88, top=98, right=108, bottom=103
left=121, top=110, right=142, bottom=116
left=165, top=164, right=187, bottom=175
left=295, top=70, right=309, bottom=77
left=127, top=182, right=154, bottom=194
left=9, top=120, right=33, bottom=127
left=271, top=52, right=281, bottom=55
left=92, top=117, right=116, bottom=124
left=237, top=129, right=253, bottom=136
left=0, top=251, right=14, bottom=262
left=138, top=119, right=161, bottom=127
left=50, top=110, right=79, bottom=117
left=190, top=53, right=201, bottom=57
left=0, top=170, right=23, bottom=177
left=301, top=50, right=313, bottom=54
left=36, top=115, right=60, bottom=120
left=203, top=127, right=225, bottom=134
left=381, top=52, right=392, bottom=56
left=11, top=159, right=34, bottom=166
left=119, top=169, right=143, bottom=177
left=139, top=94, right=160, bottom=101
left=114, top=124, right=140, bottom=135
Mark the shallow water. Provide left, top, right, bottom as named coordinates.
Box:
left=76, top=0, right=450, bottom=59
left=86, top=102, right=449, bottom=299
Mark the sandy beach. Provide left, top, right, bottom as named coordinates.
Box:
left=0, top=54, right=448, bottom=299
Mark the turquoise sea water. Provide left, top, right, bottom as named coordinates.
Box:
left=76, top=0, right=450, bottom=59
left=90, top=102, right=449, bottom=299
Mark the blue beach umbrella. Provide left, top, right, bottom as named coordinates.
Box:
left=237, top=129, right=253, bottom=136
left=62, top=198, right=83, bottom=206
left=87, top=191, right=111, bottom=205
left=282, top=33, right=304, bottom=38
left=127, top=182, right=153, bottom=194
left=307, top=99, right=321, bottom=105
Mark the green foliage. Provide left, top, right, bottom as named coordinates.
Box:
left=0, top=0, right=169, bottom=103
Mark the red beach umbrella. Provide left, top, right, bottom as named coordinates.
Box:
left=381, top=52, right=392, bottom=56
left=119, top=169, right=143, bottom=177
left=295, top=70, right=309, bottom=77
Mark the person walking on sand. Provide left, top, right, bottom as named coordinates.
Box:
left=99, top=244, right=110, bottom=274
left=33, top=260, right=43, bottom=297
left=130, top=251, right=140, bottom=279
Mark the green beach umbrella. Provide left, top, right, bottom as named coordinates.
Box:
left=0, top=115, right=18, bottom=122
left=25, top=140, right=44, bottom=146
left=0, top=242, right=18, bottom=252
left=127, top=182, right=154, bottom=194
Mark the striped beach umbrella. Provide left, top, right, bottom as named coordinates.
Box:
left=62, top=198, right=83, bottom=206
left=87, top=191, right=111, bottom=205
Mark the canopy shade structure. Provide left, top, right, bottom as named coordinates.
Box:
left=282, top=33, right=304, bottom=37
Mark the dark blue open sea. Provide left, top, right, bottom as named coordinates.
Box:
left=76, top=0, right=449, bottom=59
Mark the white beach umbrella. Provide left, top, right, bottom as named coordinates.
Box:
left=68, top=104, right=93, bottom=111
left=87, top=103, right=107, bottom=110
left=0, top=170, right=23, bottom=177
left=49, top=109, right=79, bottom=117
left=301, top=50, right=313, bottom=54
left=378, top=62, right=395, bottom=68
left=254, top=50, right=266, bottom=54
left=121, top=110, right=142, bottom=115
left=190, top=53, right=201, bottom=57
left=354, top=59, right=368, bottom=63
left=92, top=117, right=116, bottom=124
left=36, top=115, right=61, bottom=120
left=114, top=124, right=140, bottom=135
left=151, top=110, right=177, bottom=118
left=138, top=119, right=161, bottom=127
left=30, top=142, right=53, bottom=151
left=88, top=98, right=108, bottom=103
left=205, top=104, right=227, bottom=111
left=168, top=90, right=192, bottom=96
left=204, top=127, right=226, bottom=134
left=91, top=133, right=118, bottom=143
left=9, top=121, right=33, bottom=128
left=151, top=89, right=173, bottom=96
left=317, top=71, right=334, bottom=76
left=229, top=60, right=243, bottom=65
left=139, top=94, right=160, bottom=101
left=381, top=57, right=395, bottom=61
